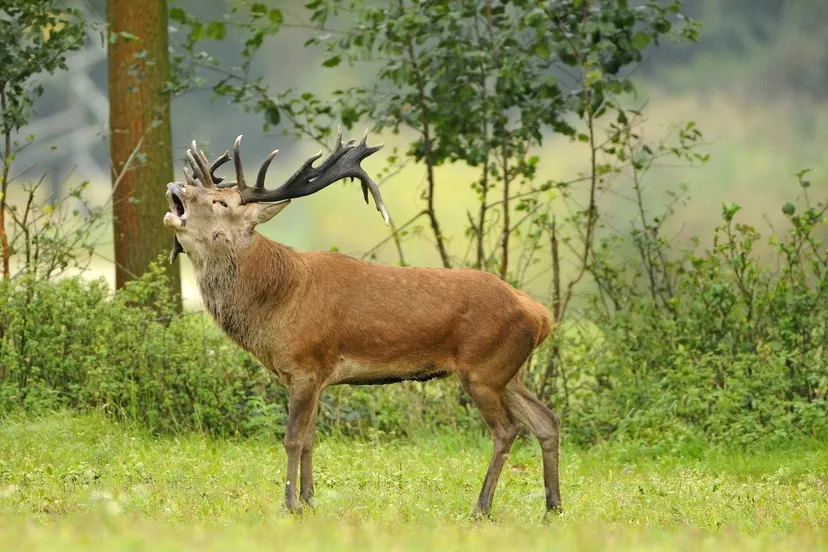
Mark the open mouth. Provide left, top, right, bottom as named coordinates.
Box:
left=164, top=185, right=188, bottom=230
left=170, top=192, right=185, bottom=217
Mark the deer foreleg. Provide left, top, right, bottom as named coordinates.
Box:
left=283, top=378, right=320, bottom=514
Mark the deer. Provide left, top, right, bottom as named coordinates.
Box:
left=162, top=127, right=562, bottom=518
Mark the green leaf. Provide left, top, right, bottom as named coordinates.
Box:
left=269, top=9, right=284, bottom=25
left=189, top=22, right=205, bottom=42
left=533, top=42, right=551, bottom=60
left=586, top=68, right=603, bottom=86
left=632, top=31, right=651, bottom=49
left=265, top=106, right=281, bottom=126
left=206, top=21, right=226, bottom=41
left=251, top=3, right=268, bottom=17
left=322, top=55, right=342, bottom=68
left=341, top=106, right=359, bottom=129
left=169, top=7, right=186, bottom=22
left=722, top=203, right=742, bottom=222
left=782, top=202, right=796, bottom=216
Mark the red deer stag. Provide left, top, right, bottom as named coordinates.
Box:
left=162, top=127, right=562, bottom=517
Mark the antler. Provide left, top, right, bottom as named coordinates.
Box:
left=211, top=126, right=391, bottom=226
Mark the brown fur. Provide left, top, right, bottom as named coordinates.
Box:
left=164, top=163, right=562, bottom=517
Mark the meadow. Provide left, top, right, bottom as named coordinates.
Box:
left=1, top=413, right=825, bottom=551
left=3, top=3, right=827, bottom=551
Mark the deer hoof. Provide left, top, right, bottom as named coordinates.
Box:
left=470, top=507, right=492, bottom=521
left=544, top=506, right=565, bottom=520
left=284, top=500, right=304, bottom=515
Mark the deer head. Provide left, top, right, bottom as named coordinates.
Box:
left=164, top=126, right=391, bottom=264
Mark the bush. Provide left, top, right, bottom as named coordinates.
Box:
left=0, top=265, right=283, bottom=436
left=533, top=187, right=828, bottom=448
left=2, top=185, right=826, bottom=448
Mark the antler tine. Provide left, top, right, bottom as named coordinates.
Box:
left=359, top=166, right=391, bottom=227
left=237, top=126, right=391, bottom=226
left=229, top=135, right=248, bottom=191
left=209, top=150, right=231, bottom=184
left=182, top=166, right=199, bottom=187
left=187, top=140, right=215, bottom=188
left=186, top=149, right=206, bottom=187
left=255, top=149, right=280, bottom=190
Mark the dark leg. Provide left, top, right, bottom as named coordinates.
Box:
left=504, top=382, right=563, bottom=513
left=284, top=379, right=320, bottom=515
left=463, top=381, right=520, bottom=517
left=299, top=401, right=319, bottom=508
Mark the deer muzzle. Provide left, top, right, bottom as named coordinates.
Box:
left=164, top=183, right=187, bottom=230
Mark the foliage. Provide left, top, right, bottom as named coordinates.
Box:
left=0, top=0, right=86, bottom=132
left=532, top=172, right=828, bottom=448
left=0, top=262, right=280, bottom=436
left=168, top=0, right=699, bottom=281
left=0, top=0, right=87, bottom=280
left=5, top=176, right=107, bottom=282
left=2, top=196, right=826, bottom=448
left=0, top=1, right=105, bottom=283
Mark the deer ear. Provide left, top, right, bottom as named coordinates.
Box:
left=248, top=200, right=290, bottom=226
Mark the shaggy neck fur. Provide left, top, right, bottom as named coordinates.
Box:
left=190, top=233, right=304, bottom=352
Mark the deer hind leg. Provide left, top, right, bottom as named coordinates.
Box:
left=503, top=380, right=563, bottom=513
left=283, top=378, right=321, bottom=515
left=299, top=401, right=319, bottom=508
left=462, top=379, right=520, bottom=518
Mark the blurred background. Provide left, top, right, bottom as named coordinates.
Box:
left=14, top=0, right=828, bottom=308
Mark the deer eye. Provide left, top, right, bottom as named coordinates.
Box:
left=213, top=200, right=228, bottom=208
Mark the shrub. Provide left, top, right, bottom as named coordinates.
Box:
left=0, top=265, right=284, bottom=436
left=533, top=184, right=828, bottom=448
left=2, top=182, right=826, bottom=448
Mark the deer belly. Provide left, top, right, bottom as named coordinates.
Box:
left=327, top=358, right=451, bottom=386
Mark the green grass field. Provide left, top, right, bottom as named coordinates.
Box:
left=1, top=413, right=826, bottom=551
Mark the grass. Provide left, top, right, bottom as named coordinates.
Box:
left=0, top=413, right=826, bottom=551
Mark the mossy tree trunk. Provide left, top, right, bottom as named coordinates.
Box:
left=106, top=0, right=181, bottom=309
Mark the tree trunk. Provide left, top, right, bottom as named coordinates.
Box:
left=106, top=0, right=181, bottom=309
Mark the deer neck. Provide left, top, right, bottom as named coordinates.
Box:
left=191, top=233, right=304, bottom=350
